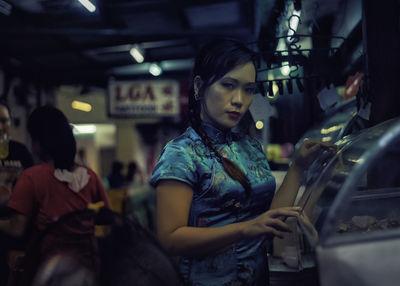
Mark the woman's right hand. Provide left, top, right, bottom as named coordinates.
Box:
left=241, top=206, right=301, bottom=239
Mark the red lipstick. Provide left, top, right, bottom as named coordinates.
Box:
left=227, top=111, right=241, bottom=120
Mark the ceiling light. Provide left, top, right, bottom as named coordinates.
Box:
left=77, top=0, right=96, bottom=13
left=72, top=124, right=97, bottom=135
left=129, top=45, right=144, bottom=63
left=149, top=63, right=162, bottom=76
left=72, top=100, right=92, bottom=112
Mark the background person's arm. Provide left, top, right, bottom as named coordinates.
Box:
left=0, top=212, right=29, bottom=238
left=156, top=180, right=300, bottom=257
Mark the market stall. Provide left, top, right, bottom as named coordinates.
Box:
left=272, top=117, right=400, bottom=286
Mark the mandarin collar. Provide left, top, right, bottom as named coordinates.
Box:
left=201, top=122, right=233, bottom=145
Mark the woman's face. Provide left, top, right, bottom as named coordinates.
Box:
left=200, top=61, right=256, bottom=130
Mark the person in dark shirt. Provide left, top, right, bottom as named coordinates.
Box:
left=0, top=100, right=34, bottom=286
left=107, top=160, right=125, bottom=189
left=0, top=100, right=34, bottom=205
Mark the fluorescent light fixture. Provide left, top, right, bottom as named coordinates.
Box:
left=72, top=100, right=92, bottom=112
left=72, top=124, right=97, bottom=135
left=111, top=59, right=193, bottom=75
left=149, top=63, right=162, bottom=76
left=129, top=45, right=144, bottom=63
left=78, top=0, right=96, bottom=13
left=287, top=10, right=301, bottom=41
left=255, top=121, right=264, bottom=130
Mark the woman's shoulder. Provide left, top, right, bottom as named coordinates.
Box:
left=233, top=133, right=266, bottom=160
left=165, top=127, right=203, bottom=150
left=158, top=127, right=212, bottom=165
left=232, top=129, right=260, bottom=146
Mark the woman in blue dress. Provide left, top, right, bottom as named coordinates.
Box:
left=150, top=39, right=329, bottom=286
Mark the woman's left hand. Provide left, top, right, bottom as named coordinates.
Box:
left=293, top=138, right=337, bottom=171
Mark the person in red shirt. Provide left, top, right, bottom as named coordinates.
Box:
left=0, top=105, right=109, bottom=282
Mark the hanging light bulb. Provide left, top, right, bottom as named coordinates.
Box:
left=77, top=0, right=96, bottom=12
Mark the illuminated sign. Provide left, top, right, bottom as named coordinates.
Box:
left=108, top=79, right=180, bottom=117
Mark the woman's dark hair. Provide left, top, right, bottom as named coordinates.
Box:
left=27, top=105, right=76, bottom=170
left=188, top=38, right=257, bottom=196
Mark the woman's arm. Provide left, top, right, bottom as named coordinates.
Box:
left=270, top=162, right=304, bottom=209
left=157, top=180, right=300, bottom=257
left=0, top=212, right=29, bottom=238
left=270, top=139, right=336, bottom=209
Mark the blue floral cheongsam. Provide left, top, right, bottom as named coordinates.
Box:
left=150, top=122, right=276, bottom=286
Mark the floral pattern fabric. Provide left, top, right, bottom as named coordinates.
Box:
left=150, top=123, right=276, bottom=286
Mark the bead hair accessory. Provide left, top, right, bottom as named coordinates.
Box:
left=194, top=76, right=202, bottom=101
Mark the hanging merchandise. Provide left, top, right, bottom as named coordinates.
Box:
left=268, top=82, right=274, bottom=98
left=286, top=79, right=293, bottom=94
left=253, top=0, right=345, bottom=99
left=296, top=77, right=304, bottom=92
left=344, top=72, right=363, bottom=100
left=277, top=80, right=284, bottom=95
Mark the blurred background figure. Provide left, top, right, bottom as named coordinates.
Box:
left=28, top=209, right=183, bottom=286
left=125, top=161, right=145, bottom=187
left=107, top=161, right=125, bottom=189
left=0, top=105, right=109, bottom=286
left=0, top=100, right=34, bottom=206
left=77, top=148, right=89, bottom=168
left=0, top=100, right=34, bottom=286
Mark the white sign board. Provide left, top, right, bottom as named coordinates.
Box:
left=108, top=79, right=180, bottom=117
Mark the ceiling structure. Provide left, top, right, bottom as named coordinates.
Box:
left=0, top=0, right=354, bottom=89
left=0, top=0, right=271, bottom=87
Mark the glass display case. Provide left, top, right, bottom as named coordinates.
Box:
left=294, top=98, right=357, bottom=150
left=294, top=116, right=400, bottom=286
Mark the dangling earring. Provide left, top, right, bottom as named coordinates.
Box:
left=194, top=90, right=200, bottom=101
